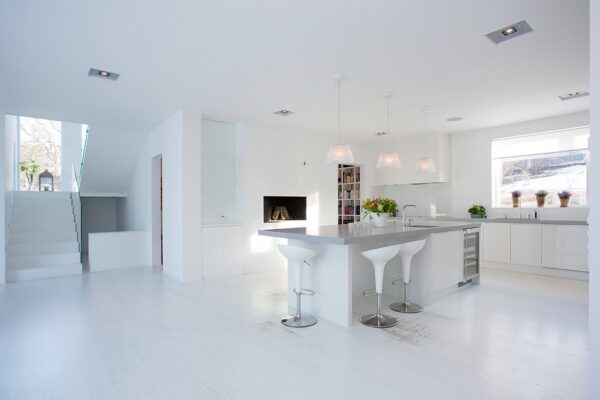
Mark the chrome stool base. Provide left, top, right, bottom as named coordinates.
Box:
left=390, top=301, right=423, bottom=313
left=281, top=314, right=318, bottom=328
left=360, top=313, right=398, bottom=328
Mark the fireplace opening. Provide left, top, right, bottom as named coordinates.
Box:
left=263, top=196, right=307, bottom=223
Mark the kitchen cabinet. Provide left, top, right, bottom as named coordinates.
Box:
left=482, top=223, right=510, bottom=264
left=541, top=225, right=588, bottom=272
left=510, top=223, right=542, bottom=267
left=431, top=230, right=464, bottom=292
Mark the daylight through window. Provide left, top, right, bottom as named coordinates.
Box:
left=491, top=127, right=589, bottom=208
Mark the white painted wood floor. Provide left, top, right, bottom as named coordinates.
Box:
left=0, top=267, right=588, bottom=400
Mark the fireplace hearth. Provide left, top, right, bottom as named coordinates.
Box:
left=263, top=196, right=307, bottom=223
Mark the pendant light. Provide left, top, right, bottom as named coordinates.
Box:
left=326, top=74, right=355, bottom=164
left=415, top=105, right=437, bottom=173
left=376, top=92, right=401, bottom=169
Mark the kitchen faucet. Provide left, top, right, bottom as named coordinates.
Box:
left=402, top=205, right=418, bottom=227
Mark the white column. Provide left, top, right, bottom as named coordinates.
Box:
left=60, top=122, right=82, bottom=191
left=0, top=112, right=6, bottom=284
left=589, top=1, right=599, bottom=397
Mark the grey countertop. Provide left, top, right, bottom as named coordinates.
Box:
left=413, top=216, right=588, bottom=226
left=258, top=220, right=480, bottom=245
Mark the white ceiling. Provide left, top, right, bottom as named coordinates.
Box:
left=0, top=0, right=590, bottom=139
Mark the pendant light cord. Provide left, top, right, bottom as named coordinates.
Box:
left=386, top=95, right=391, bottom=148
left=337, top=78, right=342, bottom=143
left=421, top=105, right=429, bottom=156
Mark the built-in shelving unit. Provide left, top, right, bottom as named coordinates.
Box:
left=338, top=164, right=361, bottom=225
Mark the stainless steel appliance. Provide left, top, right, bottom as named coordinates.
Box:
left=461, top=227, right=480, bottom=286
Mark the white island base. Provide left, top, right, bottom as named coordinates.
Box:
left=261, top=221, right=480, bottom=328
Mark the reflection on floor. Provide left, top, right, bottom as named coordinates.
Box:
left=0, top=266, right=588, bottom=400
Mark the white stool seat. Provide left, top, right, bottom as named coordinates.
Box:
left=278, top=244, right=318, bottom=328
left=359, top=243, right=402, bottom=328
left=390, top=239, right=427, bottom=313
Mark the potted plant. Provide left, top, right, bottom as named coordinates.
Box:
left=362, top=197, right=398, bottom=227
left=511, top=190, right=522, bottom=208
left=19, top=160, right=39, bottom=191
left=535, top=190, right=548, bottom=208
left=557, top=190, right=572, bottom=207
left=467, top=204, right=486, bottom=218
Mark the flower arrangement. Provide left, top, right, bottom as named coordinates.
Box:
left=511, top=190, right=522, bottom=207
left=362, top=197, right=398, bottom=216
left=535, top=190, right=548, bottom=207
left=557, top=190, right=572, bottom=208
left=557, top=190, right=572, bottom=199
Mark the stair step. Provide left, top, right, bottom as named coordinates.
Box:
left=8, top=252, right=81, bottom=269
left=12, top=205, right=73, bottom=213
left=10, top=215, right=75, bottom=225
left=12, top=209, right=74, bottom=218
left=6, top=262, right=82, bottom=283
left=8, top=242, right=80, bottom=256
left=9, top=231, right=78, bottom=244
left=13, top=191, right=73, bottom=199
left=10, top=222, right=76, bottom=234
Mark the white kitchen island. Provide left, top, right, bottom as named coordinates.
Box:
left=258, top=220, right=481, bottom=327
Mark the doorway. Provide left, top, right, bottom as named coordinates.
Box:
left=151, top=154, right=163, bottom=269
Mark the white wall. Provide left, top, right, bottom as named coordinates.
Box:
left=117, top=111, right=203, bottom=282
left=89, top=231, right=151, bottom=272
left=589, top=1, right=598, bottom=397
left=81, top=197, right=118, bottom=252
left=60, top=122, right=82, bottom=191
left=80, top=125, right=147, bottom=196
left=201, top=119, right=242, bottom=225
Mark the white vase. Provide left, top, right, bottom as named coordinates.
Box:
left=371, top=213, right=389, bottom=228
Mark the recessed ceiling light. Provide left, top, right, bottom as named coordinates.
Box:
left=486, top=20, right=533, bottom=44
left=274, top=109, right=294, bottom=116
left=374, top=131, right=388, bottom=136
left=501, top=27, right=517, bottom=36
left=446, top=117, right=463, bottom=122
left=88, top=68, right=119, bottom=81
left=559, top=91, right=589, bottom=101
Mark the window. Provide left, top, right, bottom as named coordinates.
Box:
left=18, top=116, right=62, bottom=191
left=492, top=127, right=589, bottom=208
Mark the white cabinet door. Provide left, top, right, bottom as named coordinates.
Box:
left=482, top=223, right=510, bottom=264
left=510, top=224, right=542, bottom=267
left=541, top=225, right=588, bottom=272
left=431, top=230, right=463, bottom=292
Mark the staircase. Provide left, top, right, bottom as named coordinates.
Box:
left=6, top=191, right=82, bottom=282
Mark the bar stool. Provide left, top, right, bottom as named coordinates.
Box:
left=390, top=239, right=427, bottom=313
left=359, top=243, right=402, bottom=328
left=278, top=244, right=318, bottom=328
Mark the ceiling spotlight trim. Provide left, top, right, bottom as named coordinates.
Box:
left=486, top=20, right=533, bottom=44
left=559, top=91, right=590, bottom=101
left=89, top=68, right=120, bottom=81
left=274, top=109, right=294, bottom=116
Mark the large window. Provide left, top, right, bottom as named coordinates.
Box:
left=19, top=116, right=62, bottom=191
left=492, top=127, right=589, bottom=208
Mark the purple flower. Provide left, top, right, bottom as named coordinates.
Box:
left=511, top=190, right=522, bottom=197
left=557, top=190, right=572, bottom=199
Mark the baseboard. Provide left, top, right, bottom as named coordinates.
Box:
left=482, top=261, right=589, bottom=281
